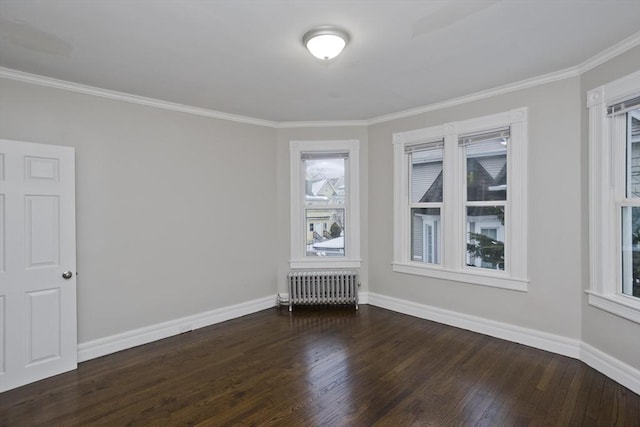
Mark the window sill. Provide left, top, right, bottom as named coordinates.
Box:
left=586, top=291, right=640, bottom=324
left=290, top=259, right=362, bottom=270
left=392, top=262, right=528, bottom=292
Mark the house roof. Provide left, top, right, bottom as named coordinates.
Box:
left=1, top=1, right=639, bottom=122
left=418, top=157, right=506, bottom=203
left=313, top=236, right=344, bottom=249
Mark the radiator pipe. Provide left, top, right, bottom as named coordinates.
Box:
left=276, top=293, right=290, bottom=307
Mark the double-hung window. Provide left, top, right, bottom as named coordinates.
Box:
left=408, top=140, right=443, bottom=265
left=393, top=108, right=528, bottom=291
left=587, top=70, right=640, bottom=324
left=462, top=128, right=509, bottom=271
left=290, top=140, right=361, bottom=269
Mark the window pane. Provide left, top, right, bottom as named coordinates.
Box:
left=411, top=148, right=443, bottom=203
left=621, top=206, right=640, bottom=298
left=626, top=109, right=640, bottom=198
left=305, top=158, right=345, bottom=206
left=466, top=206, right=505, bottom=270
left=466, top=140, right=507, bottom=201
left=305, top=208, right=344, bottom=257
left=411, top=208, right=441, bottom=264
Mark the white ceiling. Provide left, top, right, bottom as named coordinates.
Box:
left=1, top=0, right=639, bottom=122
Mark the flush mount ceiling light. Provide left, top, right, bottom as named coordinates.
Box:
left=302, top=26, right=350, bottom=60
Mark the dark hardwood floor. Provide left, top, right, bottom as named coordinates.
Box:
left=1, top=305, right=638, bottom=426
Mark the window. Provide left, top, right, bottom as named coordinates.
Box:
left=290, top=140, right=360, bottom=269
left=393, top=108, right=528, bottom=291
left=587, top=70, right=640, bottom=324
left=408, top=142, right=443, bottom=265
left=463, top=128, right=508, bottom=272
left=621, top=110, right=640, bottom=299
left=304, top=156, right=346, bottom=256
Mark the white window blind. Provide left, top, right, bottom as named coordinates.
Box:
left=607, top=95, right=640, bottom=117
left=404, top=139, right=444, bottom=154
left=459, top=127, right=510, bottom=146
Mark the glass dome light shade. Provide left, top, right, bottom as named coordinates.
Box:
left=303, top=27, right=349, bottom=60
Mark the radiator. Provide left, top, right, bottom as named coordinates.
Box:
left=287, top=270, right=359, bottom=311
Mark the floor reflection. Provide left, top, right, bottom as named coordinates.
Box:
left=282, top=306, right=358, bottom=425
left=283, top=305, right=359, bottom=334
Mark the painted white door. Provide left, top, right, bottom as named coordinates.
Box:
left=0, top=139, right=77, bottom=392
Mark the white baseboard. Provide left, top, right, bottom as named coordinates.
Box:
left=358, top=291, right=370, bottom=304
left=367, top=292, right=581, bottom=357
left=580, top=342, right=640, bottom=395
left=366, top=292, right=639, bottom=395
left=76, top=291, right=639, bottom=396
left=77, top=295, right=276, bottom=362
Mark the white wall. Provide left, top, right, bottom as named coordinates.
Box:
left=367, top=77, right=584, bottom=341
left=0, top=78, right=278, bottom=344
left=580, top=45, right=640, bottom=370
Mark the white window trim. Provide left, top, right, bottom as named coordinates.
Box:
left=587, top=70, right=640, bottom=324
left=289, top=139, right=361, bottom=269
left=393, top=108, right=529, bottom=292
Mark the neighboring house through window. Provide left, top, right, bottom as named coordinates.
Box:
left=587, top=70, right=640, bottom=324
left=290, top=140, right=361, bottom=269
left=393, top=108, right=528, bottom=291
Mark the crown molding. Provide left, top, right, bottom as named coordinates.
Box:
left=577, top=31, right=640, bottom=74
left=0, top=67, right=278, bottom=128
left=275, top=120, right=368, bottom=129
left=366, top=31, right=640, bottom=126
left=366, top=66, right=580, bottom=125
left=1, top=31, right=638, bottom=128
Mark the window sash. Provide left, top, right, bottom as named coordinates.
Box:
left=409, top=145, right=444, bottom=204
left=410, top=207, right=442, bottom=265
left=625, top=111, right=640, bottom=199
left=465, top=203, right=506, bottom=271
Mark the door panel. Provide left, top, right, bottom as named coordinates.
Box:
left=0, top=139, right=76, bottom=392
left=25, top=195, right=60, bottom=268
left=25, top=156, right=60, bottom=182
left=0, top=194, right=4, bottom=273
left=0, top=296, right=5, bottom=375
left=27, top=289, right=61, bottom=365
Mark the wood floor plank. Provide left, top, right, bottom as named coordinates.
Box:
left=1, top=305, right=638, bottom=426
